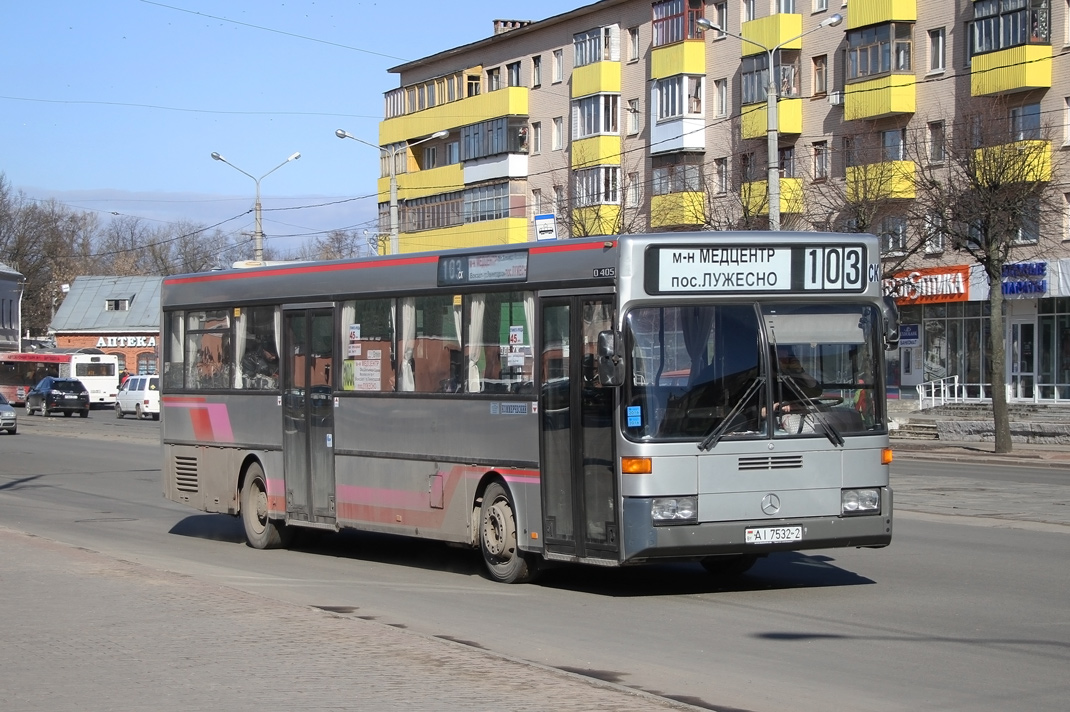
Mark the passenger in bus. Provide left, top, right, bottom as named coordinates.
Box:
left=777, top=345, right=821, bottom=398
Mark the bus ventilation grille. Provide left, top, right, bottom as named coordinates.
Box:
left=738, top=455, right=804, bottom=471
left=174, top=455, right=199, bottom=492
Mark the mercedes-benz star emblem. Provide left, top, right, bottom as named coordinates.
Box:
left=761, top=493, right=781, bottom=515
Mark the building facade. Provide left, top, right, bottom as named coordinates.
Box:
left=0, top=262, right=23, bottom=353
left=372, top=0, right=1070, bottom=400
left=49, top=276, right=162, bottom=375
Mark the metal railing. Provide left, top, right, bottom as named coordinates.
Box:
left=916, top=376, right=993, bottom=409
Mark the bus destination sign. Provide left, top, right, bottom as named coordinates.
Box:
left=647, top=245, right=868, bottom=294
left=439, top=251, right=528, bottom=286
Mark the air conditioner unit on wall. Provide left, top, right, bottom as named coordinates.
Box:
left=828, top=91, right=844, bottom=106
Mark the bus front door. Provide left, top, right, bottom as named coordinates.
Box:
left=539, top=296, right=619, bottom=560
left=282, top=308, right=336, bottom=525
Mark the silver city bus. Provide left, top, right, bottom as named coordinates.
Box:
left=161, top=232, right=899, bottom=583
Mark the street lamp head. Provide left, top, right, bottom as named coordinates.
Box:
left=335, top=129, right=350, bottom=140
left=822, top=13, right=844, bottom=28
left=287, top=152, right=301, bottom=161
left=695, top=17, right=720, bottom=33
left=211, top=152, right=225, bottom=162
left=431, top=130, right=449, bottom=139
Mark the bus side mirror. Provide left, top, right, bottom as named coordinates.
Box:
left=597, top=330, right=624, bottom=387
left=882, top=296, right=900, bottom=351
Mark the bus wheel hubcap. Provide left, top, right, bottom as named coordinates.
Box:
left=483, top=500, right=514, bottom=558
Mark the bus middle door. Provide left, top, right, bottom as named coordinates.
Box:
left=539, top=295, right=619, bottom=561
left=282, top=308, right=336, bottom=525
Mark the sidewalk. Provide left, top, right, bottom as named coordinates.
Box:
left=0, top=526, right=693, bottom=712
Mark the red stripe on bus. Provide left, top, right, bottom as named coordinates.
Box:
left=164, top=255, right=440, bottom=285
left=530, top=239, right=616, bottom=255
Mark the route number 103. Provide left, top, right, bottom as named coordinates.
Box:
left=804, top=246, right=865, bottom=291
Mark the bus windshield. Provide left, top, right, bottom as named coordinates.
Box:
left=622, top=302, right=885, bottom=443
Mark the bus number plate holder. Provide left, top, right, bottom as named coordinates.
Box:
left=745, top=526, right=802, bottom=544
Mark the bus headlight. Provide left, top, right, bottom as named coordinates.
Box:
left=652, top=497, right=697, bottom=525
left=841, top=488, right=880, bottom=515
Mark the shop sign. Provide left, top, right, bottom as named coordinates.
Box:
left=884, top=265, right=970, bottom=305
left=899, top=324, right=920, bottom=348
left=1001, top=262, right=1047, bottom=296
left=95, top=336, right=158, bottom=348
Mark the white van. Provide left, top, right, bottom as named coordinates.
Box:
left=115, top=375, right=160, bottom=420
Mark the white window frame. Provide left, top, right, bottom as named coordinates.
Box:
left=655, top=76, right=704, bottom=120
left=928, top=121, right=945, bottom=163
left=627, top=172, right=641, bottom=207
left=813, top=141, right=829, bottom=180
left=742, top=0, right=756, bottom=23
left=714, top=78, right=728, bottom=117
left=629, top=27, right=640, bottom=62
left=924, top=212, right=945, bottom=254
left=552, top=49, right=564, bottom=83
left=422, top=146, right=437, bottom=170
left=572, top=94, right=620, bottom=139
left=714, top=157, right=728, bottom=194
left=778, top=0, right=796, bottom=14
left=929, top=28, right=946, bottom=73
left=574, top=25, right=620, bottom=68
left=552, top=117, right=564, bottom=150
left=880, top=216, right=908, bottom=255
left=532, top=56, right=542, bottom=88
left=628, top=98, right=641, bottom=134
left=574, top=166, right=621, bottom=206
left=812, top=55, right=828, bottom=95
left=814, top=0, right=829, bottom=12
left=712, top=3, right=727, bottom=39
left=531, top=121, right=542, bottom=154
left=532, top=188, right=543, bottom=215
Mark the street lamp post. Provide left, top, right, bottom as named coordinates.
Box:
left=210, top=151, right=301, bottom=262
left=698, top=14, right=842, bottom=230
left=335, top=129, right=449, bottom=255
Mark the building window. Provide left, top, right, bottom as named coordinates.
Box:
left=460, top=117, right=530, bottom=161
left=813, top=141, right=829, bottom=180
left=626, top=172, right=641, bottom=207
left=711, top=3, right=727, bottom=39
left=552, top=117, right=564, bottom=150
left=422, top=146, right=437, bottom=170
left=137, top=352, right=157, bottom=376
left=1065, top=193, right=1070, bottom=240
left=880, top=216, right=907, bottom=254
left=629, top=27, right=640, bottom=61
left=1011, top=103, right=1041, bottom=140
left=467, top=74, right=481, bottom=97
left=574, top=166, right=621, bottom=206
left=531, top=122, right=542, bottom=154
left=714, top=78, right=728, bottom=116
left=106, top=299, right=130, bottom=311
left=929, top=28, right=946, bottom=72
left=883, top=128, right=905, bottom=161
left=506, top=62, right=520, bottom=88
left=779, top=146, right=796, bottom=178
left=925, top=212, right=946, bottom=254
left=742, top=0, right=755, bottom=23
left=487, top=67, right=501, bottom=92
left=812, top=55, right=827, bottom=95
left=714, top=157, right=728, bottom=194
left=628, top=98, right=641, bottom=134
left=970, top=0, right=1050, bottom=57
left=575, top=25, right=619, bottom=67
left=740, top=151, right=756, bottom=182
left=463, top=183, right=510, bottom=223
left=532, top=188, right=543, bottom=215
left=1015, top=197, right=1041, bottom=244
left=532, top=56, right=542, bottom=88
left=778, top=0, right=796, bottom=13
left=652, top=153, right=703, bottom=195
left=652, top=0, right=705, bottom=47
left=655, top=76, right=703, bottom=120
left=445, top=141, right=460, bottom=165
left=553, top=185, right=565, bottom=215
left=573, top=94, right=620, bottom=138
left=847, top=23, right=913, bottom=80
left=928, top=121, right=945, bottom=163
left=742, top=52, right=799, bottom=103
left=552, top=49, right=564, bottom=83
left=814, top=0, right=828, bottom=12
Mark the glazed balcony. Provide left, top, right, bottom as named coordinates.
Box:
left=650, top=41, right=705, bottom=80
left=380, top=87, right=528, bottom=145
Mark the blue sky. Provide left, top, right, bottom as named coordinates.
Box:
left=1, top=0, right=580, bottom=254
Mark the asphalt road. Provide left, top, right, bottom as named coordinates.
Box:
left=1, top=411, right=1068, bottom=711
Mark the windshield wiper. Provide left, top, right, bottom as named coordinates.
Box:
left=779, top=376, right=845, bottom=447
left=698, top=377, right=765, bottom=452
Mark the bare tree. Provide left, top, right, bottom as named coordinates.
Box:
left=910, top=96, right=1066, bottom=452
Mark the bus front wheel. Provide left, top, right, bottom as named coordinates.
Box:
left=479, top=482, right=536, bottom=584
left=240, top=463, right=293, bottom=550
left=700, top=554, right=759, bottom=577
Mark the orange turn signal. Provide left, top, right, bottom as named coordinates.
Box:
left=621, top=457, right=652, bottom=475
left=881, top=448, right=894, bottom=465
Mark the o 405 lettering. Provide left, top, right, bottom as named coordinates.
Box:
left=593, top=267, right=615, bottom=278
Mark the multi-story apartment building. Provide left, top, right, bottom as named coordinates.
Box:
left=374, top=0, right=1070, bottom=402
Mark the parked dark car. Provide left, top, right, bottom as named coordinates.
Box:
left=25, top=377, right=90, bottom=418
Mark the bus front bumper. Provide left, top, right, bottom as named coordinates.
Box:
left=620, top=487, right=892, bottom=563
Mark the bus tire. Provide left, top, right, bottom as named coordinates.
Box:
left=700, top=554, right=758, bottom=577
left=479, top=481, right=536, bottom=584
left=240, top=463, right=292, bottom=550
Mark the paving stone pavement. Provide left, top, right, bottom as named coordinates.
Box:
left=0, top=527, right=694, bottom=712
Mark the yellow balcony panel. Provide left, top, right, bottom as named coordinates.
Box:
left=376, top=163, right=464, bottom=202
left=571, top=205, right=622, bottom=237
left=844, top=74, right=916, bottom=121
left=741, top=14, right=802, bottom=57
left=400, top=217, right=530, bottom=253
left=846, top=0, right=916, bottom=31
left=571, top=136, right=623, bottom=168
left=380, top=87, right=528, bottom=145
left=572, top=61, right=621, bottom=98
left=741, top=178, right=804, bottom=215
left=971, top=45, right=1052, bottom=97
left=846, top=161, right=916, bottom=202
left=651, top=192, right=706, bottom=229
left=973, top=140, right=1052, bottom=185
left=650, top=41, right=706, bottom=80
left=740, top=98, right=802, bottom=140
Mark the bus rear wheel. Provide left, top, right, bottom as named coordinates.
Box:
left=240, top=463, right=293, bottom=549
left=479, top=482, right=536, bottom=584
left=700, top=554, right=759, bottom=577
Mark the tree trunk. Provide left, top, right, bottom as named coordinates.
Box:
left=988, top=271, right=1013, bottom=453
